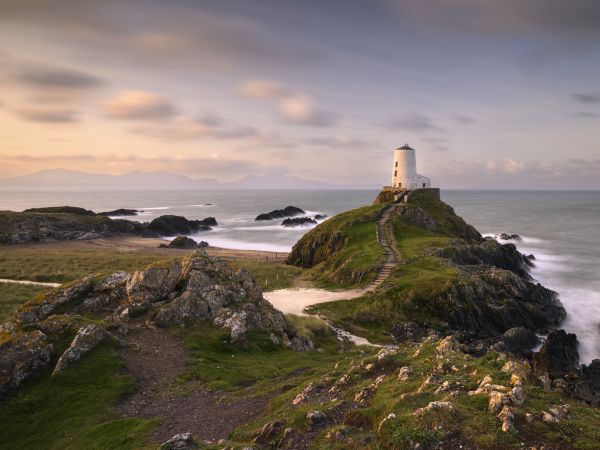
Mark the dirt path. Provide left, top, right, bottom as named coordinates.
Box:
left=117, top=328, right=268, bottom=443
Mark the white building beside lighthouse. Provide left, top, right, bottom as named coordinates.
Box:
left=390, top=144, right=431, bottom=190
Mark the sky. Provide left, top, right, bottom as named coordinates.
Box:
left=0, top=0, right=599, bottom=188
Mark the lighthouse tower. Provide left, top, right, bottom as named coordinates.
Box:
left=390, top=144, right=431, bottom=190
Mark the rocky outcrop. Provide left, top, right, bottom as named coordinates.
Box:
left=159, top=433, right=199, bottom=450
left=534, top=329, right=579, bottom=379
left=281, top=217, right=317, bottom=227
left=573, top=360, right=600, bottom=406
left=53, top=324, right=111, bottom=375
left=23, top=206, right=96, bottom=216
left=256, top=206, right=305, bottom=221
left=499, top=327, right=539, bottom=355
left=1, top=252, right=312, bottom=397
left=159, top=236, right=207, bottom=249
left=143, top=215, right=216, bottom=237
left=0, top=322, right=53, bottom=398
left=97, top=208, right=141, bottom=216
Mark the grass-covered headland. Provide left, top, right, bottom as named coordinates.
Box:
left=1, top=191, right=599, bottom=449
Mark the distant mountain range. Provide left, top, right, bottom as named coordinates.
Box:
left=0, top=169, right=378, bottom=190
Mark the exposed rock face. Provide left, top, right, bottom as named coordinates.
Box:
left=432, top=239, right=533, bottom=279
left=281, top=217, right=317, bottom=227
left=159, top=433, right=199, bottom=450
left=256, top=206, right=305, bottom=221
left=534, top=330, right=579, bottom=379
left=160, top=236, right=203, bottom=249
left=0, top=252, right=312, bottom=398
left=306, top=410, right=326, bottom=431
left=0, top=209, right=217, bottom=244
left=391, top=322, right=430, bottom=343
left=53, top=324, right=111, bottom=375
left=144, top=215, right=215, bottom=237
left=0, top=323, right=53, bottom=398
left=573, top=359, right=600, bottom=406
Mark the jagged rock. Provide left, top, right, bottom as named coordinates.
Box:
left=329, top=373, right=351, bottom=394
left=161, top=236, right=201, bottom=249
left=306, top=410, right=326, bottom=431
left=398, top=366, right=412, bottom=381
left=354, top=375, right=385, bottom=406
left=256, top=206, right=305, bottom=221
left=573, top=359, right=600, bottom=406
left=314, top=214, right=327, bottom=220
left=293, top=383, right=316, bottom=405
left=126, top=261, right=182, bottom=309
left=413, top=401, right=455, bottom=416
left=24, top=206, right=96, bottom=216
left=391, top=322, right=430, bottom=343
left=252, top=420, right=285, bottom=444
left=144, top=215, right=214, bottom=237
left=497, top=233, right=522, bottom=242
left=377, top=413, right=396, bottom=432
left=500, top=327, right=539, bottom=354
left=0, top=323, right=53, bottom=398
left=281, top=217, right=317, bottom=227
left=534, top=329, right=579, bottom=379
left=489, top=392, right=511, bottom=414
left=436, top=336, right=460, bottom=358
left=53, top=324, right=111, bottom=375
left=498, top=406, right=515, bottom=432
left=541, top=404, right=571, bottom=423
left=509, top=384, right=526, bottom=406
left=159, top=433, right=199, bottom=450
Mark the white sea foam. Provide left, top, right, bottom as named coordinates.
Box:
left=194, top=235, right=291, bottom=253
left=137, top=206, right=169, bottom=210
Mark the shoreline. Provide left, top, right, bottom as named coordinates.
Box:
left=0, top=236, right=289, bottom=262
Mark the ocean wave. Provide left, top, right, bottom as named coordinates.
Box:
left=137, top=206, right=169, bottom=210
left=194, top=236, right=291, bottom=253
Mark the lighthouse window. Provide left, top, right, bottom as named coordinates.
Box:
left=423, top=183, right=426, bottom=187
left=395, top=162, right=398, bottom=167
left=394, top=171, right=397, bottom=177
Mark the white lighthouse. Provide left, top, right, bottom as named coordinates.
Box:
left=390, top=144, right=431, bottom=190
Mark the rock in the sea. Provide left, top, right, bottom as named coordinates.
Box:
left=97, top=208, right=140, bottom=216
left=144, top=215, right=214, bottom=237
left=24, top=206, right=96, bottom=216
left=256, top=206, right=305, bottom=221
left=162, top=236, right=201, bottom=249
left=159, top=432, right=199, bottom=450
left=281, top=217, right=317, bottom=227
left=500, top=327, right=539, bottom=354
left=53, top=324, right=111, bottom=375
left=497, top=233, right=522, bottom=242
left=314, top=214, right=327, bottom=220
left=534, top=329, right=579, bottom=379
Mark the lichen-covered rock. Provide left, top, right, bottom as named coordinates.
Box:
left=306, top=410, right=326, bottom=431
left=0, top=323, right=53, bottom=398
left=159, top=432, right=199, bottom=450
left=498, top=405, right=515, bottom=432
left=53, top=324, right=111, bottom=375
left=413, top=401, right=455, bottom=416
left=126, top=261, right=182, bottom=307
left=252, top=420, right=285, bottom=445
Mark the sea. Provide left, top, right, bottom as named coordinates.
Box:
left=0, top=189, right=598, bottom=363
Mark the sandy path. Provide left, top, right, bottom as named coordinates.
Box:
left=0, top=278, right=61, bottom=287
left=264, top=288, right=365, bottom=315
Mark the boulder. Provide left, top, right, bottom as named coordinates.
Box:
left=159, top=433, right=198, bottom=450
left=413, top=401, right=455, bottom=416
left=501, top=327, right=539, bottom=354
left=256, top=206, right=305, bottom=221
left=53, top=324, right=111, bottom=375
left=498, top=233, right=522, bottom=242
left=534, top=329, right=579, bottom=379
left=252, top=420, right=285, bottom=444
left=162, top=236, right=200, bottom=249
left=281, top=217, right=317, bottom=227
left=0, top=323, right=53, bottom=398
left=126, top=261, right=182, bottom=311
left=306, top=410, right=326, bottom=431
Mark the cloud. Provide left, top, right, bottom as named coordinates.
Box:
left=238, top=79, right=338, bottom=127
left=17, top=64, right=104, bottom=89
left=573, top=111, right=598, bottom=118
left=303, top=136, right=377, bottom=150
left=14, top=107, right=79, bottom=123
left=451, top=113, right=476, bottom=125
left=101, top=90, right=178, bottom=120
left=423, top=137, right=451, bottom=152
left=572, top=92, right=600, bottom=104
left=130, top=116, right=259, bottom=142
left=385, top=113, right=441, bottom=132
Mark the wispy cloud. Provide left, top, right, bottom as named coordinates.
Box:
left=101, top=90, right=178, bottom=120
left=14, top=108, right=79, bottom=123
left=572, top=92, right=600, bottom=104
left=17, top=64, right=104, bottom=90
left=384, top=113, right=441, bottom=132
